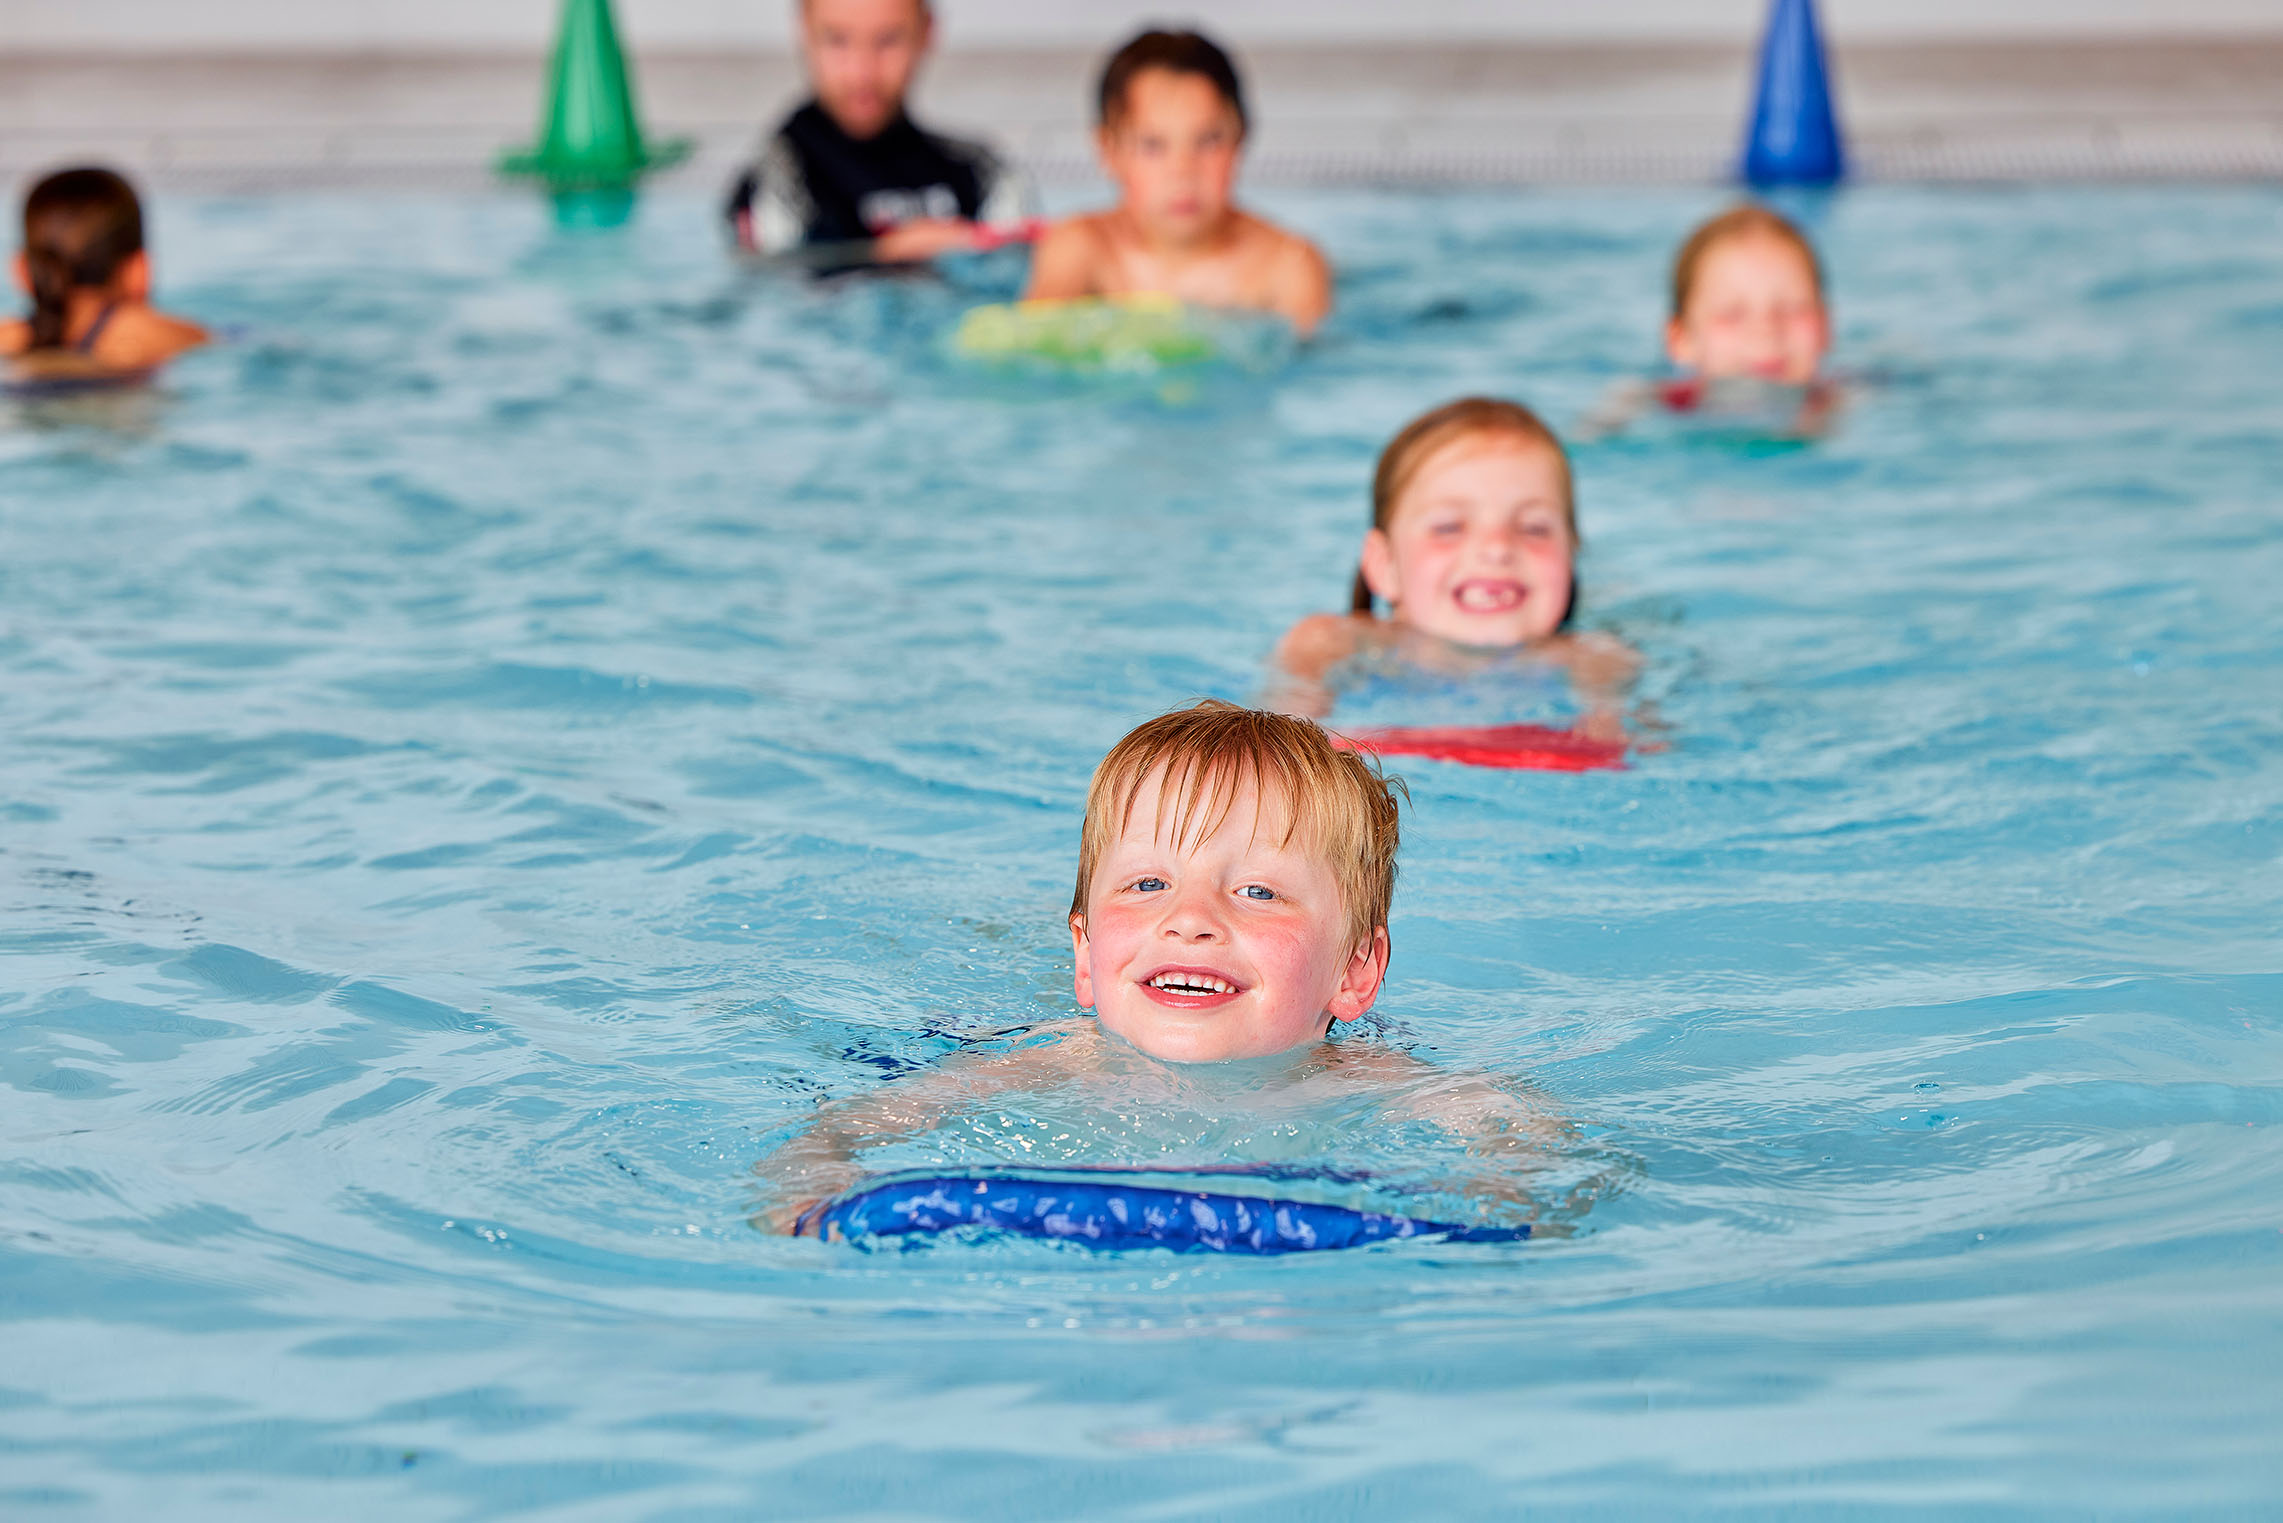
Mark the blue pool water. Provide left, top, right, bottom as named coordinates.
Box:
left=4, top=186, right=2282, bottom=1518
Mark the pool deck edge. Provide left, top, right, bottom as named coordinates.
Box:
left=4, top=39, right=2281, bottom=190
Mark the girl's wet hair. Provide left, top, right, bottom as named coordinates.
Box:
left=1097, top=29, right=1248, bottom=136
left=1350, top=396, right=1578, bottom=618
left=1670, top=203, right=1824, bottom=319
left=1073, top=700, right=1403, bottom=954
left=18, top=167, right=145, bottom=352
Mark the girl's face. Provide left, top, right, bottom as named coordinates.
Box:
left=1361, top=436, right=1575, bottom=647
left=1665, top=233, right=1829, bottom=384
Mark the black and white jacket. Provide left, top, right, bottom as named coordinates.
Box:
left=725, top=100, right=1032, bottom=256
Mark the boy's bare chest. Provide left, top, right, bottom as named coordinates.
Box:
left=1108, top=234, right=1276, bottom=309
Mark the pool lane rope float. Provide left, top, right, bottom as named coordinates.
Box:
left=1334, top=724, right=1628, bottom=773
left=796, top=1170, right=1531, bottom=1254
left=953, top=294, right=1258, bottom=375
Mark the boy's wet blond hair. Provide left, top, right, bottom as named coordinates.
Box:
left=1670, top=203, right=1825, bottom=319
left=1071, top=701, right=1403, bottom=952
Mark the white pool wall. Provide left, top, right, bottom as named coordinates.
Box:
left=6, top=0, right=2283, bottom=51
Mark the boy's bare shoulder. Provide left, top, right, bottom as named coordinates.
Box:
left=0, top=318, right=27, bottom=357
left=1233, top=210, right=1331, bottom=331
left=1255, top=214, right=1328, bottom=277
left=1023, top=213, right=1117, bottom=300
left=1038, top=210, right=1117, bottom=254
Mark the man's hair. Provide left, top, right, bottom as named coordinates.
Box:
left=1354, top=396, right=1577, bottom=614
left=19, top=166, right=144, bottom=352
left=1072, top=700, right=1402, bottom=952
left=1671, top=203, right=1824, bottom=319
left=1096, top=29, right=1248, bottom=136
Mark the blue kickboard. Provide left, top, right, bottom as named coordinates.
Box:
left=801, top=1172, right=1533, bottom=1254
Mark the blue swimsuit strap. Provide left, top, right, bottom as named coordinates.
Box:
left=798, top=1172, right=1532, bottom=1255
left=73, top=301, right=119, bottom=356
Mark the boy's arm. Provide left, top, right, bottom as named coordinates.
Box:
left=1022, top=218, right=1105, bottom=301
left=756, top=1080, right=951, bottom=1233
left=1274, top=233, right=1334, bottom=338
left=754, top=1031, right=1088, bottom=1233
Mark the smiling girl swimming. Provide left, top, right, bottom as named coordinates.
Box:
left=1272, top=397, right=1635, bottom=729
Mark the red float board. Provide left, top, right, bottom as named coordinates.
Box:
left=1337, top=723, right=1627, bottom=772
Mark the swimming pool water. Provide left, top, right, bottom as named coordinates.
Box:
left=3, top=186, right=2281, bottom=1518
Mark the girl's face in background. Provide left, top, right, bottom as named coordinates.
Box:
left=1665, top=232, right=1829, bottom=384
left=1362, top=436, right=1576, bottom=648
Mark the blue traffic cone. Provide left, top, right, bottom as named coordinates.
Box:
left=1741, top=0, right=1845, bottom=186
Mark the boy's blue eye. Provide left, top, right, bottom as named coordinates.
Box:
left=1133, top=876, right=1168, bottom=892
left=1240, top=885, right=1277, bottom=901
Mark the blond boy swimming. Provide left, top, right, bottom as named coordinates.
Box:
left=756, top=702, right=1560, bottom=1231
left=1023, top=31, right=1332, bottom=336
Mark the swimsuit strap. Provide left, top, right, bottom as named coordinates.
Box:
left=73, top=301, right=119, bottom=356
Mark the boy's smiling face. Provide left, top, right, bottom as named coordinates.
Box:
left=1363, top=435, right=1575, bottom=646
left=1097, top=67, right=1244, bottom=247
left=1071, top=765, right=1388, bottom=1063
left=1666, top=231, right=1829, bottom=384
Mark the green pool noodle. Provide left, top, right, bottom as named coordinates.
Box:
left=954, top=297, right=1224, bottom=371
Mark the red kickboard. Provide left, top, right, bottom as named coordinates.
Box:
left=1337, top=723, right=1628, bottom=772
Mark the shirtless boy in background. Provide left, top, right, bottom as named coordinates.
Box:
left=1024, top=30, right=1333, bottom=336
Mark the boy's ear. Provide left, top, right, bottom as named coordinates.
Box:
left=9, top=252, right=26, bottom=298
left=1359, top=528, right=1400, bottom=606
left=1069, top=913, right=1096, bottom=1009
left=1326, top=926, right=1390, bottom=1024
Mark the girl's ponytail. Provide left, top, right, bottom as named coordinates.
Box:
left=1349, top=566, right=1374, bottom=614
left=16, top=167, right=144, bottom=352
left=24, top=238, right=73, bottom=350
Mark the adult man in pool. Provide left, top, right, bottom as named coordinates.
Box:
left=724, top=0, right=1034, bottom=264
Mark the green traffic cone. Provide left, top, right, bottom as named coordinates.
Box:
left=499, top=0, right=690, bottom=193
